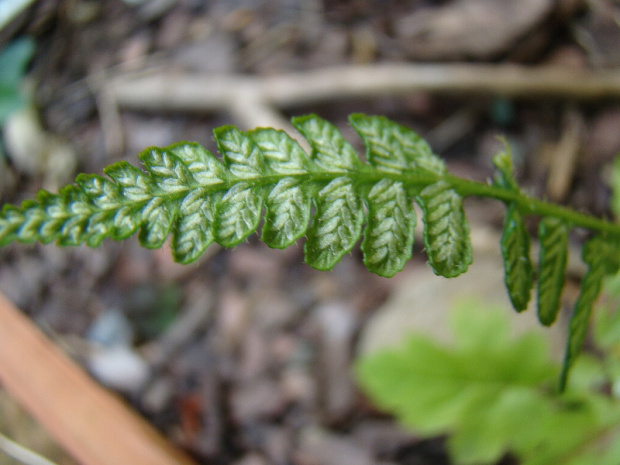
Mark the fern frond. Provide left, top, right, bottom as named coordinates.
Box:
left=3, top=113, right=620, bottom=387
left=0, top=114, right=446, bottom=278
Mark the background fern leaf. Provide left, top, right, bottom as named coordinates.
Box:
left=292, top=114, right=361, bottom=171
left=560, top=236, right=620, bottom=390
left=537, top=218, right=569, bottom=326
left=362, top=178, right=416, bottom=277
left=304, top=177, right=364, bottom=270
left=417, top=180, right=472, bottom=278
left=500, top=204, right=534, bottom=312
left=349, top=113, right=445, bottom=175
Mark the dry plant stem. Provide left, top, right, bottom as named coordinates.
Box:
left=107, top=64, right=620, bottom=117
left=546, top=108, right=585, bottom=201
left=0, top=432, right=59, bottom=465
left=0, top=291, right=198, bottom=465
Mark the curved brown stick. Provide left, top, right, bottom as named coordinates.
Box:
left=0, top=291, right=198, bottom=465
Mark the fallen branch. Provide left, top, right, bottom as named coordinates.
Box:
left=107, top=63, right=620, bottom=118
left=0, top=291, right=198, bottom=465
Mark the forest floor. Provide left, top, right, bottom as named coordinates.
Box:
left=1, top=1, right=620, bottom=464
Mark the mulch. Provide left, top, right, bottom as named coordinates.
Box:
left=1, top=1, right=619, bottom=464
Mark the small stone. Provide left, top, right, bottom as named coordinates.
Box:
left=88, top=345, right=150, bottom=393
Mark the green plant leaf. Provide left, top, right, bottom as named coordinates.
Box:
left=215, top=125, right=269, bottom=178
left=171, top=189, right=220, bottom=263
left=500, top=203, right=534, bottom=312
left=448, top=388, right=552, bottom=464
left=356, top=300, right=620, bottom=465
left=416, top=180, right=472, bottom=278
left=349, top=113, right=445, bottom=175
left=0, top=37, right=35, bottom=125
left=537, top=217, right=569, bottom=325
left=362, top=178, right=416, bottom=277
left=292, top=114, right=361, bottom=171
left=492, top=139, right=520, bottom=192
left=521, top=395, right=620, bottom=465
left=611, top=157, right=620, bottom=221
left=246, top=127, right=314, bottom=174
left=560, top=236, right=620, bottom=390
left=168, top=142, right=228, bottom=186
left=355, top=301, right=557, bottom=464
left=215, top=183, right=263, bottom=247
left=304, top=177, right=363, bottom=270
left=262, top=177, right=313, bottom=249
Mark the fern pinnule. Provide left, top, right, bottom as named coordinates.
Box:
left=501, top=203, right=534, bottom=312
left=537, top=218, right=569, bottom=326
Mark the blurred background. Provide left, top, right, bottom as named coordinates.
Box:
left=1, top=1, right=620, bottom=464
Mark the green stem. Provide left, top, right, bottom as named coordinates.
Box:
left=447, top=174, right=620, bottom=237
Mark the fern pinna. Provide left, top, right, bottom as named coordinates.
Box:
left=1, top=113, right=619, bottom=389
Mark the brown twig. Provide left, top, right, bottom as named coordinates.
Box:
left=0, top=291, right=198, bottom=465
left=106, top=63, right=620, bottom=120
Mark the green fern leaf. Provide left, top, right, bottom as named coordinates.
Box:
left=167, top=142, right=227, bottom=186
left=304, top=177, right=364, bottom=270
left=215, top=183, right=263, bottom=247
left=247, top=127, right=314, bottom=174
left=140, top=147, right=195, bottom=193
left=215, top=125, right=269, bottom=178
left=139, top=196, right=178, bottom=249
left=76, top=174, right=139, bottom=241
left=2, top=108, right=620, bottom=376
left=47, top=186, right=94, bottom=247
left=104, top=161, right=153, bottom=202
left=537, top=218, right=569, bottom=326
left=560, top=236, right=620, bottom=390
left=493, top=140, right=520, bottom=192
left=417, top=180, right=472, bottom=278
left=246, top=128, right=315, bottom=248
left=349, top=113, right=445, bottom=175
left=171, top=189, right=220, bottom=263
left=362, top=178, right=416, bottom=277
left=262, top=177, right=313, bottom=249
left=500, top=203, right=534, bottom=312
left=292, top=114, right=361, bottom=171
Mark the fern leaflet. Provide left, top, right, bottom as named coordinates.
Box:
left=537, top=218, right=568, bottom=326
left=560, top=236, right=620, bottom=390
left=500, top=203, right=534, bottom=312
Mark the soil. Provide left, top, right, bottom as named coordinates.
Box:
left=1, top=1, right=619, bottom=464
